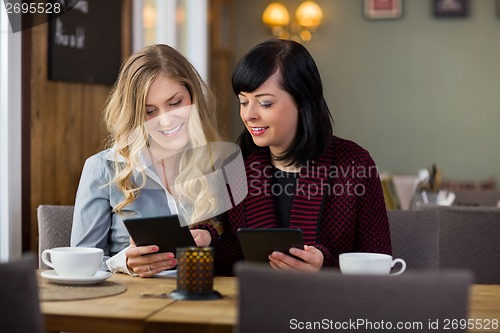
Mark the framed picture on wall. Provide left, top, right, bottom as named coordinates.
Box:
left=364, top=0, right=403, bottom=20
left=433, top=0, right=469, bottom=17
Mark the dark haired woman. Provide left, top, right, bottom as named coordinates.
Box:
left=215, top=39, right=391, bottom=275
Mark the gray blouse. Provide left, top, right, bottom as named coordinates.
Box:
left=70, top=149, right=178, bottom=261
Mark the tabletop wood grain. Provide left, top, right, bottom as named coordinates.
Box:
left=39, top=270, right=500, bottom=333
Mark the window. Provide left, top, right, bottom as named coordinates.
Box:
left=0, top=4, right=22, bottom=261
left=132, top=0, right=208, bottom=81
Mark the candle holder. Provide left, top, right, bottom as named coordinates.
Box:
left=169, top=246, right=222, bottom=300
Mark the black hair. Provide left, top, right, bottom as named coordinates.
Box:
left=232, top=38, right=333, bottom=167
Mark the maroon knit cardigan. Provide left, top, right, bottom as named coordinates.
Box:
left=213, top=136, right=391, bottom=276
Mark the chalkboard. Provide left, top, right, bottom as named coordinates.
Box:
left=48, top=0, right=122, bottom=85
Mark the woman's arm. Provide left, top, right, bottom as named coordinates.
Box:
left=71, top=155, right=114, bottom=266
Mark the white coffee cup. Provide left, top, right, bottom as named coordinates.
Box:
left=339, top=252, right=406, bottom=275
left=41, top=247, right=104, bottom=277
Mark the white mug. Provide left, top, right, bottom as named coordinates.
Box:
left=339, top=252, right=406, bottom=275
left=41, top=247, right=103, bottom=277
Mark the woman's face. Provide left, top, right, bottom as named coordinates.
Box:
left=238, top=71, right=298, bottom=157
left=144, top=74, right=192, bottom=159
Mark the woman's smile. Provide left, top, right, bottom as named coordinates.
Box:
left=160, top=123, right=184, bottom=136
left=249, top=126, right=269, bottom=136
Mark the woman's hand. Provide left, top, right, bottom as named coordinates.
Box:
left=268, top=245, right=324, bottom=272
left=190, top=229, right=212, bottom=247
left=125, top=237, right=177, bottom=278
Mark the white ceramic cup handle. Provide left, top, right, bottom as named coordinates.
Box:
left=41, top=249, right=55, bottom=269
left=390, top=258, right=406, bottom=275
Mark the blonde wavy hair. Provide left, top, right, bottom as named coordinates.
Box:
left=103, top=44, right=224, bottom=228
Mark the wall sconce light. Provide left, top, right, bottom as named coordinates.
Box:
left=262, top=1, right=323, bottom=42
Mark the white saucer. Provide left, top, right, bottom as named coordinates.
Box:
left=153, top=270, right=177, bottom=278
left=41, top=270, right=112, bottom=285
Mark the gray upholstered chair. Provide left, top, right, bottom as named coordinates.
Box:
left=388, top=209, right=440, bottom=271
left=389, top=206, right=500, bottom=283
left=433, top=205, right=500, bottom=284
left=0, top=255, right=45, bottom=333
left=236, top=263, right=472, bottom=333
left=37, top=204, right=74, bottom=269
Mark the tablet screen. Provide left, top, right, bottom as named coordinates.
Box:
left=237, top=228, right=304, bottom=263
left=123, top=215, right=196, bottom=253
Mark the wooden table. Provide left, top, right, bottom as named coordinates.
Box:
left=145, top=277, right=237, bottom=333
left=39, top=271, right=499, bottom=333
left=40, top=272, right=178, bottom=333
left=469, top=284, right=500, bottom=332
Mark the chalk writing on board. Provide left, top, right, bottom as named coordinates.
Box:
left=54, top=19, right=85, bottom=49
left=48, top=0, right=122, bottom=85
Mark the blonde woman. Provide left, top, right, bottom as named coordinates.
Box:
left=71, top=44, right=228, bottom=277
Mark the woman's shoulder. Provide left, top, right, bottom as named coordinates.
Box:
left=85, top=148, right=114, bottom=163
left=82, top=149, right=115, bottom=171
left=331, top=135, right=366, bottom=151
left=330, top=135, right=374, bottom=165
left=77, top=149, right=116, bottom=184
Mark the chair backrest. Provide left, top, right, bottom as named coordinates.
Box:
left=434, top=205, right=500, bottom=284
left=236, top=263, right=472, bottom=333
left=387, top=209, right=440, bottom=270
left=0, top=255, right=45, bottom=333
left=392, top=205, right=500, bottom=284
left=452, top=189, right=500, bottom=207
left=37, top=204, right=74, bottom=269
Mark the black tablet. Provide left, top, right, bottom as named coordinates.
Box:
left=237, top=228, right=304, bottom=263
left=123, top=215, right=196, bottom=253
